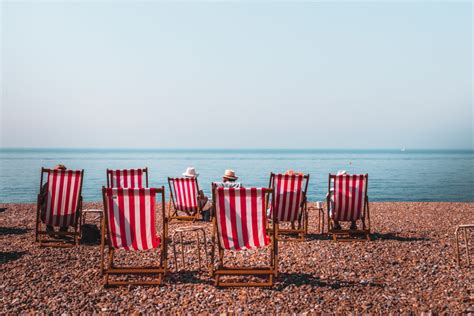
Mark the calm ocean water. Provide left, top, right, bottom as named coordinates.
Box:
left=0, top=148, right=473, bottom=203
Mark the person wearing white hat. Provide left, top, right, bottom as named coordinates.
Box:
left=214, top=169, right=242, bottom=188
left=182, top=167, right=199, bottom=178
left=331, top=170, right=357, bottom=230
left=182, top=167, right=208, bottom=209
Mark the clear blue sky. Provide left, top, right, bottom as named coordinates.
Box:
left=1, top=1, right=472, bottom=149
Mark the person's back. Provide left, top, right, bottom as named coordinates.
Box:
left=214, top=181, right=242, bottom=188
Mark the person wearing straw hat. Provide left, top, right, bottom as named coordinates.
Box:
left=214, top=169, right=242, bottom=188
left=182, top=167, right=208, bottom=209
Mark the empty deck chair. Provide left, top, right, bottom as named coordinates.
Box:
left=106, top=168, right=148, bottom=188
left=100, top=187, right=168, bottom=286
left=211, top=186, right=277, bottom=287
left=35, top=168, right=84, bottom=246
left=168, top=177, right=205, bottom=221
left=327, top=173, right=370, bottom=241
left=268, top=173, right=310, bottom=240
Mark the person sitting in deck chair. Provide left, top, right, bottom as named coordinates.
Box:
left=182, top=167, right=208, bottom=209
left=330, top=170, right=357, bottom=230
left=284, top=169, right=304, bottom=176
left=214, top=169, right=242, bottom=188
left=39, top=164, right=69, bottom=237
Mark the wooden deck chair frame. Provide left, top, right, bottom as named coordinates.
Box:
left=210, top=185, right=278, bottom=287
left=106, top=167, right=149, bottom=188
left=267, top=172, right=310, bottom=241
left=167, top=177, right=204, bottom=221
left=35, top=168, right=84, bottom=247
left=100, top=187, right=168, bottom=286
left=326, top=174, right=371, bottom=241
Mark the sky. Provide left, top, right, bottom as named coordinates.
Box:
left=0, top=1, right=472, bottom=149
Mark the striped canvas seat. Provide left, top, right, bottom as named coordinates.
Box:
left=42, top=169, right=83, bottom=227
left=331, top=174, right=367, bottom=222
left=270, top=174, right=305, bottom=222
left=103, top=188, right=160, bottom=250
left=215, top=187, right=270, bottom=250
left=169, top=178, right=199, bottom=214
left=107, top=169, right=146, bottom=188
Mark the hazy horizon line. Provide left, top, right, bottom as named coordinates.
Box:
left=1, top=147, right=473, bottom=151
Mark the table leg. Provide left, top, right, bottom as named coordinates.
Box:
left=463, top=227, right=470, bottom=266
left=180, top=232, right=185, bottom=271
left=196, top=231, right=202, bottom=269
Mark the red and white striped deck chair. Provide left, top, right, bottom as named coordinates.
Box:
left=100, top=187, right=167, bottom=286
left=327, top=174, right=370, bottom=241
left=211, top=186, right=277, bottom=287
left=168, top=177, right=204, bottom=221
left=106, top=168, right=148, bottom=188
left=35, top=168, right=84, bottom=246
left=268, top=173, right=310, bottom=240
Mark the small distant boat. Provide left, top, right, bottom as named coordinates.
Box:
left=401, top=148, right=406, bottom=152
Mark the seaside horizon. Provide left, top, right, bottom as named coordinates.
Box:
left=1, top=147, right=473, bottom=203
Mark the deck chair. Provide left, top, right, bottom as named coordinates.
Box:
left=327, top=173, right=370, bottom=241
left=168, top=177, right=205, bottom=221
left=210, top=186, right=277, bottom=287
left=106, top=168, right=148, bottom=188
left=35, top=168, right=84, bottom=247
left=100, top=187, right=168, bottom=286
left=268, top=173, right=310, bottom=241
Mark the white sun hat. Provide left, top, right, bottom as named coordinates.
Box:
left=182, top=167, right=199, bottom=178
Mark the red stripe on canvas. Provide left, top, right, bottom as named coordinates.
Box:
left=228, top=189, right=240, bottom=250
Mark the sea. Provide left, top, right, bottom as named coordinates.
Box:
left=0, top=148, right=473, bottom=203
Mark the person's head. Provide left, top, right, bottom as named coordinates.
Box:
left=222, top=169, right=238, bottom=182
left=284, top=169, right=303, bottom=176
left=182, top=167, right=199, bottom=178
left=54, top=164, right=67, bottom=170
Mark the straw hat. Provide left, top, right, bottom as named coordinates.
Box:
left=182, top=167, right=199, bottom=178
left=223, top=169, right=238, bottom=181
left=54, top=164, right=67, bottom=170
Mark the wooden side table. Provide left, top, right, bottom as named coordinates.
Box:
left=172, top=225, right=208, bottom=272
left=308, top=201, right=325, bottom=234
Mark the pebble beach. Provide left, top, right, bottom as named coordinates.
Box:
left=1, top=202, right=473, bottom=314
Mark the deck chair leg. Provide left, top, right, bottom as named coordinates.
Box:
left=100, top=245, right=105, bottom=276
left=35, top=199, right=40, bottom=242
left=172, top=232, right=179, bottom=272
left=210, top=229, right=216, bottom=277
left=274, top=225, right=279, bottom=277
